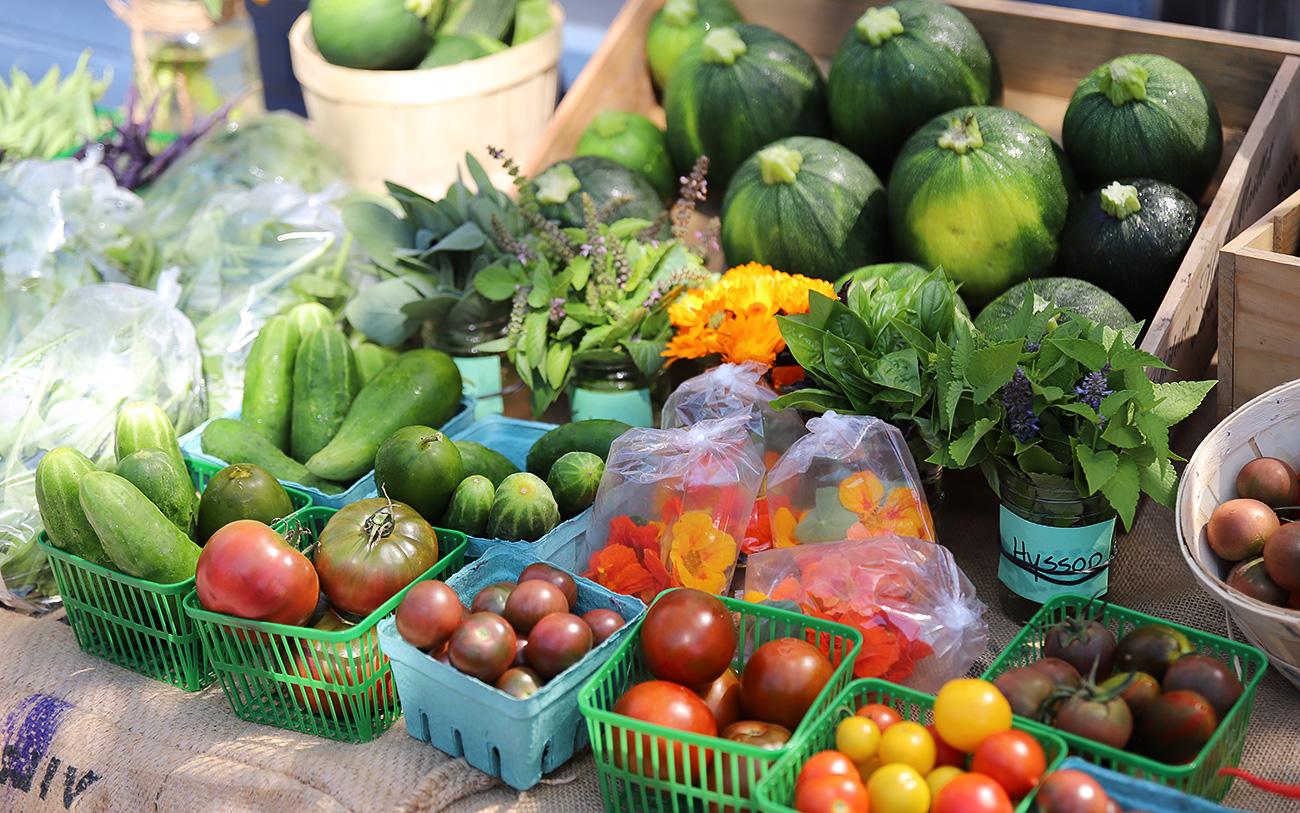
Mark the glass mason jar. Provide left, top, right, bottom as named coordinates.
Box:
left=429, top=301, right=526, bottom=419
left=568, top=353, right=654, bottom=427
left=112, top=0, right=263, bottom=132
left=996, top=465, right=1117, bottom=622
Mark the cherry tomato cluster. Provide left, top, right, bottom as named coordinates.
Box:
left=794, top=679, right=1047, bottom=813
left=394, top=561, right=625, bottom=697
left=609, top=590, right=836, bottom=783
left=994, top=612, right=1243, bottom=765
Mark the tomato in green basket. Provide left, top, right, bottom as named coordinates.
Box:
left=315, top=498, right=440, bottom=617
left=196, top=520, right=319, bottom=626
left=739, top=638, right=834, bottom=731
left=612, top=680, right=717, bottom=780
left=640, top=588, right=738, bottom=687
left=289, top=611, right=392, bottom=718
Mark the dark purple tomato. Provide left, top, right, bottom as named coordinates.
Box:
left=448, top=612, right=517, bottom=684
left=1035, top=769, right=1111, bottom=813
left=1054, top=694, right=1132, bottom=749
left=519, top=562, right=579, bottom=609
left=503, top=579, right=569, bottom=635
left=696, top=667, right=743, bottom=731
left=994, top=666, right=1055, bottom=720
left=471, top=581, right=515, bottom=615
left=582, top=608, right=626, bottom=646
left=394, top=580, right=464, bottom=652
left=1226, top=556, right=1290, bottom=606
left=1235, top=457, right=1299, bottom=508
left=640, top=588, right=737, bottom=686
left=526, top=612, right=593, bottom=679
left=740, top=638, right=834, bottom=731
left=1264, top=522, right=1300, bottom=592
left=1136, top=690, right=1218, bottom=764
left=1206, top=499, right=1278, bottom=562
left=721, top=719, right=791, bottom=749
left=513, top=637, right=528, bottom=667
left=1097, top=671, right=1160, bottom=718
left=1162, top=655, right=1243, bottom=719
left=495, top=666, right=543, bottom=699
left=1031, top=657, right=1083, bottom=690
left=1113, top=624, right=1194, bottom=681
left=1044, top=617, right=1117, bottom=680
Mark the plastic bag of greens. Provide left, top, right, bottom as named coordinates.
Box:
left=660, top=362, right=806, bottom=463
left=580, top=415, right=764, bottom=601
left=0, top=283, right=204, bottom=613
left=0, top=158, right=142, bottom=358
left=764, top=412, right=936, bottom=548
left=745, top=535, right=988, bottom=691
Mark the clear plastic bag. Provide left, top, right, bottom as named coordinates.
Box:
left=660, top=361, right=806, bottom=464
left=744, top=536, right=988, bottom=691
left=581, top=414, right=765, bottom=600
left=0, top=158, right=142, bottom=358
left=0, top=283, right=205, bottom=613
left=764, top=412, right=936, bottom=548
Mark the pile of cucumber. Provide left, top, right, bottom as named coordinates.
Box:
left=202, top=303, right=465, bottom=492
left=374, top=419, right=629, bottom=541
left=34, top=402, right=297, bottom=585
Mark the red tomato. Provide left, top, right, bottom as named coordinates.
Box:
left=741, top=638, right=834, bottom=730
left=641, top=589, right=738, bottom=686
left=525, top=612, right=592, bottom=679
left=495, top=667, right=543, bottom=700
left=583, top=608, right=626, bottom=646
left=448, top=612, right=517, bottom=683
left=197, top=520, right=318, bottom=625
left=932, top=772, right=1014, bottom=813
left=394, top=580, right=463, bottom=652
left=314, top=498, right=439, bottom=617
left=519, top=562, right=578, bottom=609
left=794, top=775, right=869, bottom=813
left=928, top=724, right=967, bottom=769
left=971, top=730, right=1047, bottom=800
left=471, top=582, right=515, bottom=615
left=612, top=680, right=717, bottom=780
left=290, top=613, right=391, bottom=717
left=857, top=704, right=902, bottom=732
left=797, top=751, right=858, bottom=789
left=1035, top=770, right=1111, bottom=813
left=696, top=668, right=744, bottom=731
left=503, top=580, right=569, bottom=635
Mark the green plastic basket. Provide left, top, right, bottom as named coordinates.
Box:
left=756, top=678, right=1070, bottom=812
left=40, top=456, right=312, bottom=691
left=981, top=595, right=1268, bottom=801
left=578, top=591, right=864, bottom=812
left=183, top=505, right=468, bottom=743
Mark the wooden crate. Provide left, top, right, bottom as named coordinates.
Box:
left=528, top=0, right=1300, bottom=384
left=1220, top=187, right=1300, bottom=414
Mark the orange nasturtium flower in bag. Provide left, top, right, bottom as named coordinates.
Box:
left=586, top=544, right=657, bottom=599
left=667, top=511, right=738, bottom=594
left=838, top=470, right=886, bottom=514
left=839, top=470, right=935, bottom=542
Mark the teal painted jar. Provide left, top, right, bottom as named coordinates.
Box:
left=568, top=354, right=653, bottom=427
left=433, top=305, right=527, bottom=420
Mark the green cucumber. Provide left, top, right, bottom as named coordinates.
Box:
left=441, top=474, right=495, bottom=537
left=116, top=449, right=196, bottom=534
left=291, top=326, right=361, bottom=462
left=202, top=418, right=344, bottom=494
left=306, top=349, right=463, bottom=482
left=440, top=0, right=516, bottom=40
left=34, top=448, right=111, bottom=566
left=525, top=419, right=631, bottom=477
left=241, top=315, right=300, bottom=451
left=287, top=302, right=334, bottom=337
left=452, top=440, right=519, bottom=487
left=115, top=401, right=187, bottom=477
left=79, top=472, right=202, bottom=584
left=354, top=342, right=399, bottom=384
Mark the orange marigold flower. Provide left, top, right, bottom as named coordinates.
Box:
left=718, top=311, right=785, bottom=367
left=585, top=544, right=657, bottom=598
left=667, top=510, right=738, bottom=595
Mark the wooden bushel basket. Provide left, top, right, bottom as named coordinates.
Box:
left=1176, top=379, right=1300, bottom=689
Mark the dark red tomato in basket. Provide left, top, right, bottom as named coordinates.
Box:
left=696, top=668, right=743, bottom=731
left=315, top=498, right=439, bottom=617
left=1162, top=654, right=1243, bottom=719
left=495, top=667, right=543, bottom=700
left=612, top=680, right=717, bottom=780
left=290, top=612, right=391, bottom=718
left=526, top=612, right=593, bottom=679
left=471, top=581, right=515, bottom=615
left=519, top=562, right=578, bottom=609
left=640, top=589, right=737, bottom=686
left=1136, top=690, right=1218, bottom=764
left=740, top=638, right=834, bottom=731
left=582, top=608, right=626, bottom=646
left=197, top=520, right=319, bottom=626
left=448, top=612, right=517, bottom=684
left=394, top=580, right=463, bottom=652
left=1034, top=769, right=1111, bottom=813
left=503, top=579, right=569, bottom=635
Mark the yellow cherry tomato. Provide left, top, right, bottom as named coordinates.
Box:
left=878, top=721, right=936, bottom=774
left=855, top=755, right=883, bottom=783
left=836, top=716, right=881, bottom=764
left=867, top=763, right=930, bottom=813
left=933, top=678, right=1012, bottom=752
left=926, top=765, right=964, bottom=798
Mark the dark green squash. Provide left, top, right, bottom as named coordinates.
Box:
left=1060, top=178, right=1198, bottom=320
left=645, top=0, right=743, bottom=90
left=530, top=156, right=664, bottom=228
left=664, top=24, right=829, bottom=191
left=575, top=110, right=676, bottom=200
left=888, top=107, right=1075, bottom=305
left=1062, top=53, right=1222, bottom=198
left=975, top=277, right=1136, bottom=340
left=721, top=136, right=887, bottom=281
left=828, top=0, right=998, bottom=171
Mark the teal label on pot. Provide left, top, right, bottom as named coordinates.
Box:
left=997, top=505, right=1116, bottom=603
left=453, top=355, right=503, bottom=419
left=571, top=387, right=653, bottom=427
